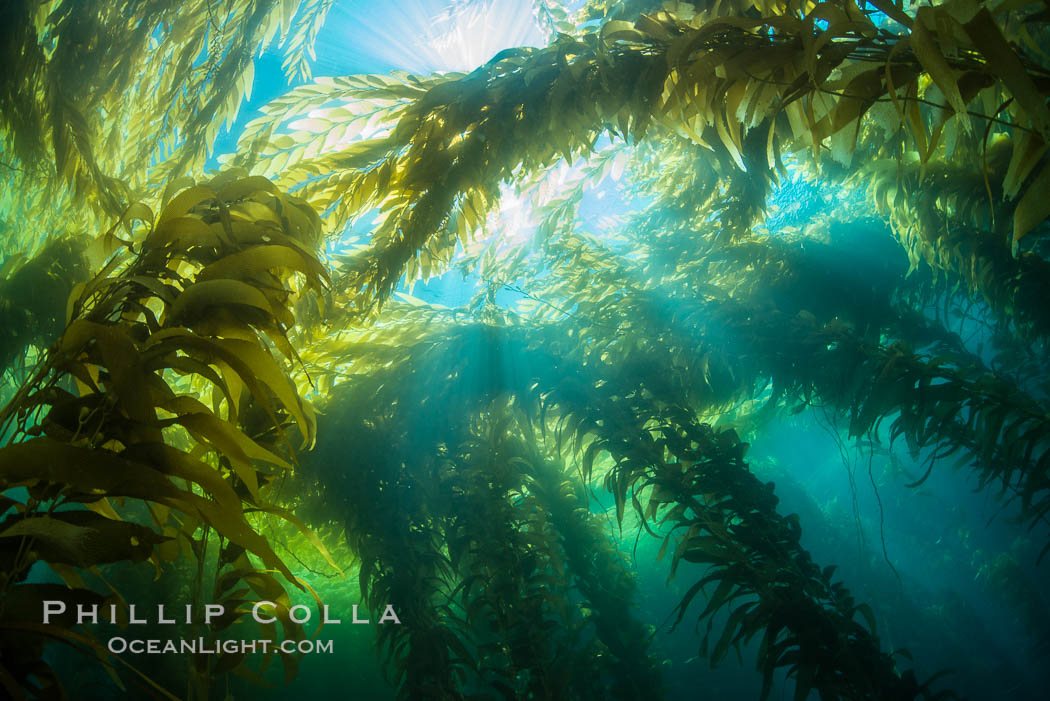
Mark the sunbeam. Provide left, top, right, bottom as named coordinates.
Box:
left=313, top=0, right=545, bottom=75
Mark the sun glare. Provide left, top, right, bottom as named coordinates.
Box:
left=314, top=0, right=546, bottom=75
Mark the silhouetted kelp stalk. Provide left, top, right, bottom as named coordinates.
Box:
left=515, top=334, right=955, bottom=700
left=298, top=352, right=665, bottom=701
left=614, top=416, right=941, bottom=700
left=519, top=439, right=665, bottom=700
left=443, top=418, right=594, bottom=700
left=0, top=172, right=335, bottom=698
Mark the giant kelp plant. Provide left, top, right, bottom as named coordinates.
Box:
left=1, top=0, right=1049, bottom=699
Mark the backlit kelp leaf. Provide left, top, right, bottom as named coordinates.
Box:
left=120, top=442, right=242, bottom=514
left=0, top=512, right=167, bottom=568
left=1012, top=160, right=1050, bottom=243
left=161, top=397, right=291, bottom=501
left=156, top=185, right=219, bottom=226
left=58, top=321, right=158, bottom=432
left=143, top=329, right=316, bottom=448
left=0, top=439, right=186, bottom=504
left=166, top=279, right=277, bottom=325
left=248, top=503, right=343, bottom=576
left=176, top=490, right=297, bottom=585
left=0, top=441, right=277, bottom=575
left=1002, top=132, right=1047, bottom=199
left=215, top=175, right=281, bottom=202
left=962, top=8, right=1050, bottom=138
left=211, top=340, right=315, bottom=448
left=165, top=395, right=292, bottom=469
left=908, top=8, right=969, bottom=129
left=144, top=215, right=222, bottom=251
left=197, top=243, right=329, bottom=291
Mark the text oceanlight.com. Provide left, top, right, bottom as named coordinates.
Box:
left=107, top=638, right=334, bottom=655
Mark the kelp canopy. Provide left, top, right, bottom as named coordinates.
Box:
left=1, top=0, right=1049, bottom=699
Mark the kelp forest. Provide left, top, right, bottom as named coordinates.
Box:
left=1, top=0, right=1049, bottom=699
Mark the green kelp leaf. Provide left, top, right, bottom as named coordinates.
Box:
left=163, top=396, right=292, bottom=502
left=0, top=512, right=167, bottom=567
left=1003, top=133, right=1047, bottom=199
left=207, top=338, right=316, bottom=449
left=909, top=8, right=969, bottom=128
left=855, top=603, right=878, bottom=635
left=215, top=176, right=279, bottom=203
left=148, top=354, right=237, bottom=421
left=167, top=398, right=291, bottom=469
left=181, top=494, right=296, bottom=586
left=963, top=8, right=1050, bottom=137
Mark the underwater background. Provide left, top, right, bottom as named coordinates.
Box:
left=1, top=1, right=1050, bottom=699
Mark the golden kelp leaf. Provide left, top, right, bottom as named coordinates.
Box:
left=121, top=442, right=241, bottom=513
left=59, top=321, right=156, bottom=429
left=197, top=244, right=328, bottom=290
left=1003, top=133, right=1048, bottom=199
left=190, top=496, right=296, bottom=584
left=208, top=338, right=316, bottom=447
left=119, top=202, right=155, bottom=235
left=143, top=330, right=315, bottom=448
left=250, top=503, right=344, bottom=576
left=149, top=355, right=238, bottom=421
left=0, top=512, right=166, bottom=567
left=144, top=216, right=221, bottom=251
left=601, top=19, right=646, bottom=43
left=127, top=275, right=180, bottom=305
left=909, top=8, right=969, bottom=129
left=165, top=396, right=292, bottom=476
left=963, top=8, right=1050, bottom=137
left=1012, top=160, right=1050, bottom=243
left=714, top=106, right=746, bottom=172
left=156, top=186, right=217, bottom=227
left=0, top=438, right=184, bottom=503
left=230, top=200, right=283, bottom=226
left=216, top=176, right=279, bottom=203
left=181, top=307, right=266, bottom=343
left=167, top=279, right=275, bottom=325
